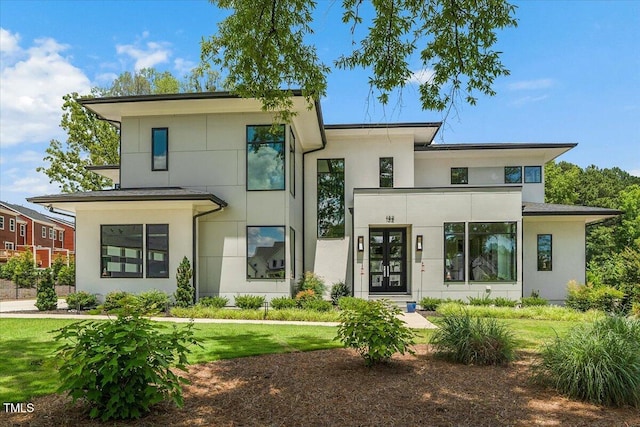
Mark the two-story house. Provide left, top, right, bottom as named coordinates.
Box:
left=28, top=92, right=620, bottom=304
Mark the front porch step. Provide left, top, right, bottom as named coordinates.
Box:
left=368, top=294, right=417, bottom=311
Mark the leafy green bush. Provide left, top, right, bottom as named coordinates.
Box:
left=436, top=302, right=604, bottom=322
left=295, top=289, right=318, bottom=307
left=300, top=298, right=333, bottom=312
left=337, top=296, right=368, bottom=311
left=531, top=316, right=640, bottom=407
left=137, top=289, right=170, bottom=314
left=171, top=306, right=341, bottom=322
left=336, top=299, right=415, bottom=366
left=35, top=269, right=57, bottom=311
left=566, top=281, right=624, bottom=313
left=632, top=302, right=640, bottom=318
left=54, top=312, right=199, bottom=420
left=51, top=256, right=66, bottom=282
left=419, top=297, right=442, bottom=311
left=429, top=311, right=516, bottom=365
left=468, top=294, right=493, bottom=306
left=235, top=294, right=266, bottom=309
left=270, top=296, right=297, bottom=310
left=3, top=250, right=36, bottom=288
left=57, top=263, right=75, bottom=286
left=198, top=296, right=229, bottom=309
left=297, top=271, right=326, bottom=298
left=174, top=257, right=194, bottom=308
left=330, top=281, right=350, bottom=305
left=521, top=296, right=548, bottom=307
left=66, top=291, right=98, bottom=310
left=102, top=290, right=133, bottom=312
left=493, top=297, right=518, bottom=307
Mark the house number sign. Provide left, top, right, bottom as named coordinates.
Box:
left=385, top=215, right=395, bottom=223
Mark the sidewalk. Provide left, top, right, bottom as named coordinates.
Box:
left=0, top=299, right=437, bottom=329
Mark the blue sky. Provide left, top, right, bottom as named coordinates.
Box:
left=1, top=0, right=639, bottom=209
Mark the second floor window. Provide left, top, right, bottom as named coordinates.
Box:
left=379, top=157, right=394, bottom=188
left=524, top=166, right=542, bottom=183
left=505, top=166, right=522, bottom=183
left=19, top=224, right=25, bottom=237
left=451, top=167, right=468, bottom=184
left=42, top=226, right=46, bottom=238
left=152, top=128, right=168, bottom=171
left=49, top=228, right=55, bottom=239
left=9, top=218, right=15, bottom=232
left=0, top=216, right=4, bottom=229
left=59, top=230, right=63, bottom=241
left=247, top=125, right=285, bottom=191
left=289, top=129, right=296, bottom=197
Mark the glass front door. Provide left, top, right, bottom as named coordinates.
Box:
left=369, top=228, right=407, bottom=293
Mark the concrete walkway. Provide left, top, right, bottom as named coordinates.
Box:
left=0, top=299, right=437, bottom=329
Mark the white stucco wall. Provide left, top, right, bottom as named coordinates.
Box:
left=523, top=218, right=586, bottom=304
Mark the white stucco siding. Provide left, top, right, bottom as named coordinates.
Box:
left=523, top=218, right=586, bottom=304
left=75, top=202, right=194, bottom=298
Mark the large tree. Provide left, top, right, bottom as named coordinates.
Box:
left=201, top=0, right=517, bottom=122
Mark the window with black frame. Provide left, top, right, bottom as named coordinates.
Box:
left=451, top=167, right=468, bottom=184
left=379, top=157, right=393, bottom=187
left=247, top=125, right=285, bottom=190
left=101, top=225, right=143, bottom=278
left=537, top=234, right=552, bottom=271
left=524, top=166, right=542, bottom=183
left=504, top=166, right=522, bottom=184
left=317, top=159, right=345, bottom=238
left=247, top=226, right=285, bottom=279
left=444, top=222, right=465, bottom=282
left=469, top=222, right=516, bottom=281
left=152, top=128, right=168, bottom=171
left=147, top=224, right=169, bottom=278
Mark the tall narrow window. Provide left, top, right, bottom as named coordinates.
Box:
left=42, top=226, right=46, bottom=238
left=290, top=227, right=296, bottom=278
left=9, top=218, right=15, bottom=232
left=379, top=157, right=394, bottom=187
left=0, top=216, right=4, bottom=229
left=469, top=222, right=516, bottom=282
left=147, top=224, right=169, bottom=278
left=247, top=125, right=285, bottom=190
left=59, top=230, right=63, bottom=241
left=289, top=129, right=296, bottom=196
left=101, top=225, right=143, bottom=278
left=524, top=166, right=542, bottom=183
left=504, top=166, right=522, bottom=183
left=317, top=159, right=345, bottom=238
left=152, top=128, right=168, bottom=171
left=247, top=226, right=285, bottom=279
left=451, top=167, right=468, bottom=184
left=444, top=223, right=465, bottom=282
left=537, top=234, right=552, bottom=271
left=19, top=224, right=25, bottom=237
left=49, top=227, right=54, bottom=239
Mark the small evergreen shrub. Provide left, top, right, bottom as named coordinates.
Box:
left=531, top=316, right=640, bottom=407
left=419, top=297, right=442, bottom=311
left=330, top=281, right=350, bottom=305
left=468, top=294, right=494, bottom=306
left=566, top=281, right=624, bottom=313
left=297, top=271, right=326, bottom=298
left=300, top=298, right=333, bottom=312
left=336, top=299, right=415, bottom=366
left=174, top=257, right=194, bottom=308
left=35, top=269, right=58, bottom=311
left=429, top=311, right=516, bottom=365
left=137, top=289, right=170, bottom=314
left=102, top=291, right=133, bottom=312
left=66, top=291, right=98, bottom=310
left=51, top=256, right=66, bottom=282
left=198, top=296, right=229, bottom=309
left=270, top=296, right=297, bottom=310
left=493, top=297, right=518, bottom=307
left=521, top=296, right=548, bottom=307
left=57, top=263, right=75, bottom=286
left=235, top=294, right=265, bottom=309
left=54, top=311, right=199, bottom=421
left=337, top=296, right=368, bottom=311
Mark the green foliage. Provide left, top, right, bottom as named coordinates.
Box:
left=171, top=306, right=341, bottom=322
left=198, top=296, right=229, bottom=309
left=65, top=291, right=98, bottom=310
left=337, top=296, right=368, bottom=311
left=336, top=299, right=415, bottom=366
left=51, top=256, right=66, bottom=282
left=235, top=294, right=266, bottom=310
left=631, top=302, right=640, bottom=318
left=531, top=316, right=640, bottom=407
left=295, top=289, right=318, bottom=307
left=566, top=281, right=625, bottom=313
left=297, top=271, right=326, bottom=297
left=521, top=296, right=549, bottom=307
left=102, top=291, right=134, bottom=312
left=419, top=297, right=443, bottom=311
left=35, top=269, right=58, bottom=311
left=330, top=281, right=350, bottom=305
left=56, top=262, right=75, bottom=286
left=270, top=296, right=297, bottom=310
left=468, top=294, right=493, bottom=306
left=53, top=313, right=199, bottom=420
left=429, top=311, right=516, bottom=365
left=2, top=250, right=36, bottom=288
left=137, top=289, right=170, bottom=315
left=436, top=302, right=604, bottom=322
left=300, top=298, right=333, bottom=312
left=493, top=297, right=518, bottom=307
left=174, top=257, right=194, bottom=308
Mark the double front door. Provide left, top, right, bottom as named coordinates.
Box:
left=369, top=228, right=407, bottom=293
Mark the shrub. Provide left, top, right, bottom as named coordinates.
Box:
left=235, top=294, right=266, bottom=310
left=54, top=311, right=199, bottom=420
left=493, top=297, right=518, bottom=307
left=57, top=263, right=75, bottom=286
left=102, top=291, right=134, bottom=312
left=330, top=281, right=350, bottom=305
left=137, top=289, right=170, bottom=315
left=429, top=311, right=516, bottom=365
left=468, top=294, right=493, bottom=306
left=521, top=296, right=548, bottom=307
left=531, top=316, right=640, bottom=407
left=198, top=296, right=229, bottom=309
left=51, top=256, right=66, bottom=282
left=336, top=299, right=415, bottom=366
left=66, top=291, right=98, bottom=310
left=297, top=271, right=326, bottom=298
left=566, top=281, right=624, bottom=313
left=419, top=297, right=442, bottom=311
left=174, top=257, right=194, bottom=308
left=4, top=250, right=36, bottom=288
left=35, top=269, right=58, bottom=311
left=632, top=302, right=640, bottom=318
left=270, top=296, right=297, bottom=310
left=295, top=289, right=318, bottom=307
left=300, top=298, right=333, bottom=312
left=436, top=302, right=604, bottom=322
left=337, top=296, right=368, bottom=311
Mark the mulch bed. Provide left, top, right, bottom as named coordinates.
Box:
left=5, top=345, right=639, bottom=427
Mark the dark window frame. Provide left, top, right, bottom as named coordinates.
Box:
left=451, top=167, right=469, bottom=185
left=504, top=166, right=523, bottom=184
left=290, top=227, right=296, bottom=279
left=0, top=216, right=4, bottom=229
left=468, top=222, right=517, bottom=282
left=317, top=158, right=345, bottom=239
left=379, top=157, right=394, bottom=188
left=289, top=129, right=296, bottom=197
left=146, top=224, right=169, bottom=278
left=246, top=124, right=286, bottom=191
left=246, top=225, right=286, bottom=280
left=524, top=166, right=542, bottom=183
left=537, top=234, right=552, bottom=271
left=151, top=127, right=169, bottom=171
left=100, top=224, right=144, bottom=279
left=444, top=222, right=466, bottom=282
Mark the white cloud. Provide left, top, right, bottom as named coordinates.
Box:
left=406, top=69, right=435, bottom=85
left=174, top=58, right=195, bottom=76
left=0, top=27, right=20, bottom=54
left=509, top=94, right=549, bottom=107
left=629, top=169, right=640, bottom=177
left=0, top=29, right=91, bottom=147
left=508, top=78, right=554, bottom=91
left=0, top=165, right=59, bottom=200
left=116, top=37, right=171, bottom=70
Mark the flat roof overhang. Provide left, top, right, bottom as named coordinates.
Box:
left=523, top=202, right=622, bottom=224
left=325, top=122, right=441, bottom=145
left=415, top=142, right=577, bottom=163
left=85, top=165, right=119, bottom=184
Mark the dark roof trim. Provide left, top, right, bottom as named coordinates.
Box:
left=85, top=165, right=119, bottom=171
left=522, top=202, right=622, bottom=217
left=354, top=185, right=521, bottom=194
left=325, top=122, right=441, bottom=130
left=415, top=142, right=578, bottom=151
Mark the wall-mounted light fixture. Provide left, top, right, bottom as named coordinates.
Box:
left=357, top=236, right=364, bottom=252
left=416, top=235, right=423, bottom=251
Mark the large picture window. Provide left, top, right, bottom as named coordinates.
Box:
left=152, top=128, right=168, bottom=171
left=101, top=225, right=143, bottom=278
left=247, top=125, right=285, bottom=190
left=537, top=234, right=552, bottom=271
left=147, top=224, right=169, bottom=278
left=317, top=159, right=345, bottom=238
left=379, top=157, right=393, bottom=188
left=444, top=223, right=465, bottom=282
left=247, top=226, right=285, bottom=279
left=469, top=222, right=516, bottom=282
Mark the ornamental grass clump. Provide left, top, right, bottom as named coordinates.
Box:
left=336, top=299, right=415, bottom=366
left=429, top=310, right=516, bottom=365
left=531, top=316, right=640, bottom=407
left=235, top=294, right=265, bottom=309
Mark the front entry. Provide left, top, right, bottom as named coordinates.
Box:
left=369, top=228, right=407, bottom=293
